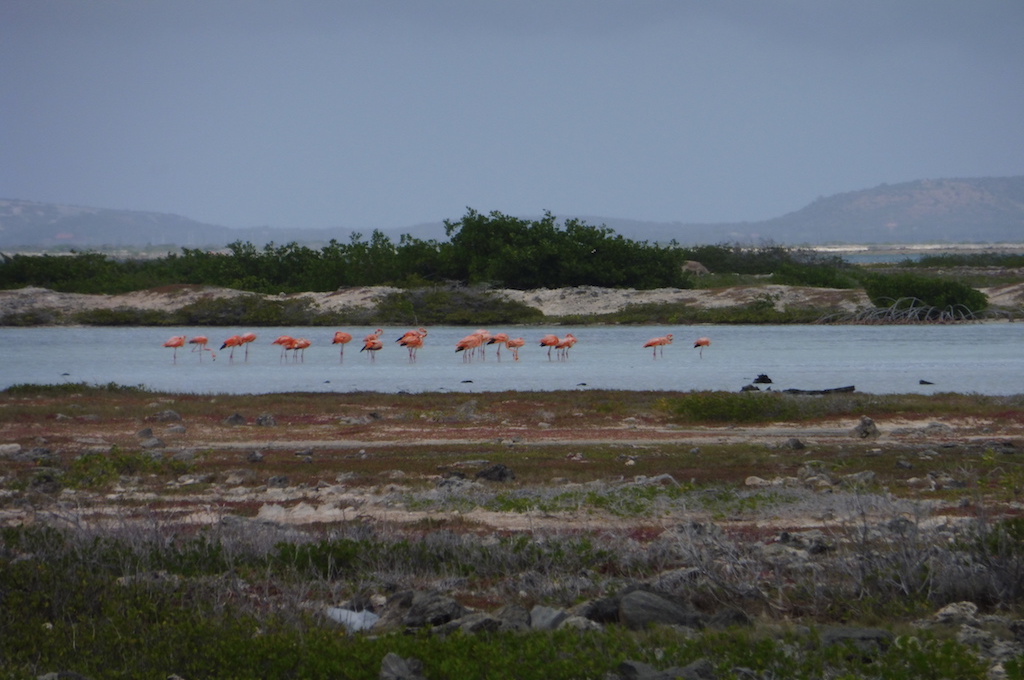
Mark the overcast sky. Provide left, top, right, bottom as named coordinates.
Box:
left=3, top=1, right=1023, bottom=232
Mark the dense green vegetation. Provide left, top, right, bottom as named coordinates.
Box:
left=0, top=211, right=859, bottom=295
left=3, top=209, right=1012, bottom=325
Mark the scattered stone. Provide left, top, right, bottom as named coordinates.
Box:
left=165, top=424, right=187, bottom=434
left=256, top=414, right=277, bottom=427
left=618, top=590, right=704, bottom=631
left=267, top=475, right=289, bottom=488
left=475, top=463, right=515, bottom=482
left=139, top=437, right=164, bottom=449
left=379, top=652, right=427, bottom=680
left=851, top=415, right=879, bottom=439
left=247, top=450, right=264, bottom=463
left=151, top=410, right=182, bottom=422
left=0, top=443, right=23, bottom=457
left=222, top=413, right=247, bottom=426
left=784, top=437, right=806, bottom=450
left=530, top=605, right=569, bottom=630
left=820, top=626, right=894, bottom=653
left=135, top=428, right=154, bottom=438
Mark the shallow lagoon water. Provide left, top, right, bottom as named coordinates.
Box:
left=0, top=324, right=1020, bottom=396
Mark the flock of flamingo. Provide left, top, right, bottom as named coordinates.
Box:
left=162, top=329, right=711, bottom=363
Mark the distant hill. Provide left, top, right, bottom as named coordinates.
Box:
left=2, top=176, right=1022, bottom=251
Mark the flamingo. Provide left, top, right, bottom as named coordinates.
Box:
left=364, top=328, right=384, bottom=343
left=694, top=336, right=711, bottom=358
left=505, top=337, right=526, bottom=361
left=555, top=333, right=578, bottom=360
left=291, top=337, right=311, bottom=362
left=539, top=334, right=560, bottom=359
left=188, top=335, right=214, bottom=361
left=455, top=332, right=484, bottom=362
left=220, top=334, right=244, bottom=360
left=240, top=332, right=257, bottom=360
left=163, top=335, right=186, bottom=362
left=643, top=333, right=674, bottom=358
left=472, top=329, right=492, bottom=360
left=272, top=335, right=294, bottom=361
left=397, top=328, right=428, bottom=361
left=332, top=331, right=353, bottom=361
left=360, top=336, right=383, bottom=361
left=487, top=332, right=510, bottom=360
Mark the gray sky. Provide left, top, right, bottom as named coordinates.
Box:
left=3, top=1, right=1023, bottom=232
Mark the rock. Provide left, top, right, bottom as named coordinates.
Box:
left=492, top=603, right=531, bottom=630
left=403, top=591, right=467, bottom=628
left=820, top=626, right=894, bottom=653
left=256, top=414, right=277, bottom=427
left=247, top=450, right=264, bottom=463
left=753, top=374, right=773, bottom=384
left=475, top=463, right=515, bottom=482
left=618, top=590, right=704, bottom=631
left=708, top=607, right=753, bottom=629
left=436, top=612, right=502, bottom=635
left=530, top=604, right=569, bottom=630
left=0, top=443, right=22, bottom=457
left=840, top=470, right=876, bottom=487
left=325, top=607, right=380, bottom=632
left=784, top=437, right=806, bottom=450
left=165, top=424, right=187, bottom=434
left=379, top=652, right=427, bottom=680
left=222, top=413, right=247, bottom=426
left=612, top=657, right=715, bottom=680
left=135, top=428, right=154, bottom=438
left=139, top=437, right=164, bottom=449
left=151, top=410, right=182, bottom=422
left=851, top=415, right=880, bottom=439
left=267, top=475, right=289, bottom=488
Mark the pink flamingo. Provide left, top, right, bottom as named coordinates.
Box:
left=188, top=335, right=214, bottom=361
left=272, top=335, right=294, bottom=361
left=455, top=332, right=484, bottom=362
left=361, top=336, right=383, bottom=361
left=397, top=327, right=428, bottom=361
left=220, top=334, right=244, bottom=360
left=332, top=331, right=353, bottom=361
left=505, top=337, right=526, bottom=361
left=240, top=332, right=257, bottom=360
left=694, top=337, right=711, bottom=358
left=487, top=332, right=510, bottom=360
left=163, top=335, right=186, bottom=362
left=643, top=333, right=674, bottom=358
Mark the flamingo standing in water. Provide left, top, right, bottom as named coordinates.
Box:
left=332, top=331, right=353, bottom=361
left=291, top=337, right=311, bottom=362
left=397, top=328, right=427, bottom=361
left=361, top=336, right=383, bottom=361
left=643, top=333, right=674, bottom=358
left=694, top=337, right=711, bottom=358
left=504, top=337, right=526, bottom=361
left=188, top=335, right=213, bottom=361
left=555, top=333, right=578, bottom=360
left=163, top=335, right=186, bottom=362
left=487, top=332, right=510, bottom=360
left=220, top=334, right=244, bottom=360
left=239, top=332, right=257, bottom=360
left=539, top=334, right=560, bottom=359
left=272, top=335, right=294, bottom=361
left=455, top=332, right=484, bottom=362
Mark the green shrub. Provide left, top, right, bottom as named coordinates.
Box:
left=663, top=391, right=802, bottom=423
left=864, top=272, right=988, bottom=313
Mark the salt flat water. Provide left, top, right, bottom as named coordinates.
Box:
left=0, top=324, right=1020, bottom=396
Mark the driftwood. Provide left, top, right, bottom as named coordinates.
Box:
left=782, top=385, right=855, bottom=395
